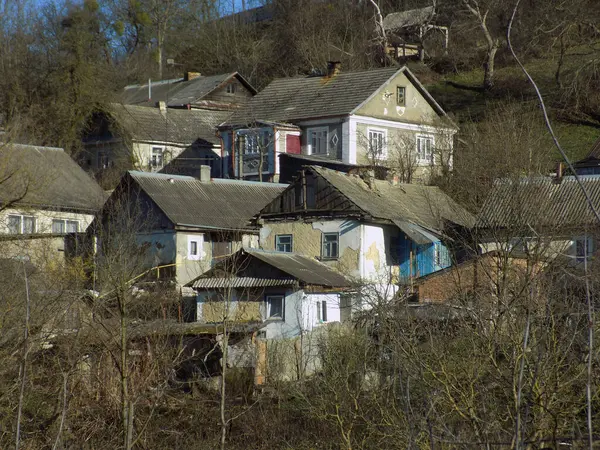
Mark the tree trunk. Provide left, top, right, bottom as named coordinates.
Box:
left=483, top=43, right=498, bottom=91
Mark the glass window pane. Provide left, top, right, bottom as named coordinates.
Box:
left=66, top=220, right=79, bottom=233
left=268, top=296, right=284, bottom=319
left=52, top=219, right=65, bottom=234
left=23, top=216, right=35, bottom=234
left=8, top=215, right=21, bottom=234
left=190, top=241, right=198, bottom=256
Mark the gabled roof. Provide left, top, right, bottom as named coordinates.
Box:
left=475, top=175, right=600, bottom=230
left=0, top=144, right=106, bottom=213
left=108, top=104, right=229, bottom=146
left=584, top=135, right=600, bottom=160
left=383, top=6, right=435, bottom=31
left=260, top=166, right=474, bottom=238
left=128, top=171, right=286, bottom=231
left=122, top=72, right=256, bottom=108
left=224, top=66, right=448, bottom=126
left=188, top=248, right=352, bottom=289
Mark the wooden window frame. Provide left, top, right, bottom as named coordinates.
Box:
left=275, top=234, right=293, bottom=253
left=321, top=232, right=340, bottom=260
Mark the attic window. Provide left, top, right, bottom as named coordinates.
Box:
left=397, top=86, right=406, bottom=106
left=151, top=147, right=165, bottom=169
left=226, top=83, right=237, bottom=94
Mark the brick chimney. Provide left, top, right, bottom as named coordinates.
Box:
left=199, top=165, right=211, bottom=182
left=185, top=72, right=201, bottom=81
left=326, top=61, right=341, bottom=78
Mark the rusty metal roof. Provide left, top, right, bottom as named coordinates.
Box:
left=188, top=248, right=352, bottom=289
left=129, top=172, right=286, bottom=231
left=475, top=175, right=600, bottom=230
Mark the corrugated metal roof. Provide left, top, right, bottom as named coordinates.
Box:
left=475, top=175, right=600, bottom=230
left=122, top=73, right=256, bottom=108
left=190, top=277, right=296, bottom=289
left=310, top=166, right=475, bottom=233
left=188, top=248, right=352, bottom=289
left=109, top=104, right=230, bottom=146
left=383, top=6, right=435, bottom=30
left=245, top=248, right=352, bottom=287
left=130, top=172, right=286, bottom=230
left=0, top=144, right=106, bottom=212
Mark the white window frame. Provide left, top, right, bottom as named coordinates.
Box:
left=396, top=86, right=406, bottom=106
left=322, top=232, right=339, bottom=260
left=367, top=128, right=387, bottom=159
left=8, top=214, right=36, bottom=234
left=151, top=146, right=165, bottom=169
left=275, top=234, right=293, bottom=253
left=187, top=234, right=204, bottom=261
left=416, top=134, right=434, bottom=165
left=264, top=295, right=285, bottom=321
left=316, top=300, right=328, bottom=323
left=52, top=219, right=79, bottom=234
left=307, top=127, right=329, bottom=155
left=243, top=134, right=260, bottom=155
left=226, top=83, right=236, bottom=94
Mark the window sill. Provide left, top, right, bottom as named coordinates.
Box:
left=319, top=257, right=339, bottom=262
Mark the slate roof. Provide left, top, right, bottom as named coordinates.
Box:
left=585, top=135, right=600, bottom=160
left=109, top=104, right=229, bottom=146
left=475, top=175, right=600, bottom=230
left=310, top=166, right=474, bottom=235
left=224, top=66, right=448, bottom=126
left=383, top=6, right=435, bottom=31
left=0, top=144, right=106, bottom=212
left=122, top=72, right=256, bottom=108
left=129, top=172, right=286, bottom=231
left=189, top=248, right=352, bottom=289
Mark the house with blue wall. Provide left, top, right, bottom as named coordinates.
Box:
left=255, top=165, right=474, bottom=292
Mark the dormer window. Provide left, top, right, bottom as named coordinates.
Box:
left=396, top=86, right=406, bottom=106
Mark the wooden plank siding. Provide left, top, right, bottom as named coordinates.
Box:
left=261, top=171, right=362, bottom=217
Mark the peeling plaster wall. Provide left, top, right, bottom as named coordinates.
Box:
left=260, top=219, right=362, bottom=277
left=196, top=288, right=304, bottom=339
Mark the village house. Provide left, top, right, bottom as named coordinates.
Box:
left=571, top=135, right=600, bottom=176
left=187, top=247, right=352, bottom=340
left=383, top=6, right=449, bottom=62
left=475, top=174, right=600, bottom=264
left=255, top=165, right=474, bottom=293
left=0, top=143, right=106, bottom=264
left=81, top=104, right=231, bottom=187
left=120, top=71, right=256, bottom=110
left=82, top=72, right=257, bottom=187
left=94, top=168, right=286, bottom=287
left=218, top=64, right=456, bottom=183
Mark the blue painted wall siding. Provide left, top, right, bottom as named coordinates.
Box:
left=397, top=234, right=451, bottom=282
